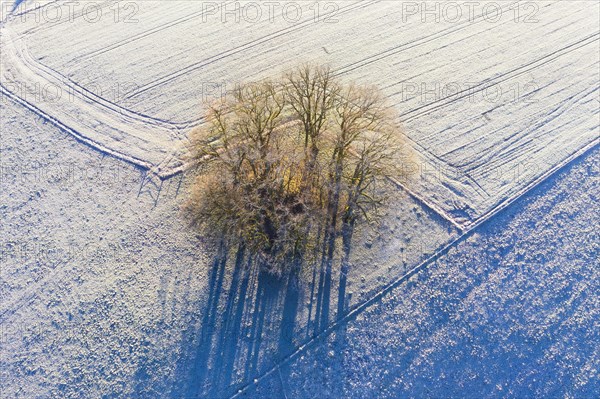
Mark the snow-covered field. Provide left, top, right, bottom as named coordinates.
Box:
left=249, top=146, right=600, bottom=398
left=1, top=1, right=598, bottom=398
left=1, top=100, right=458, bottom=397
left=3, top=0, right=598, bottom=224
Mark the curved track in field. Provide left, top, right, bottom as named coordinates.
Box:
left=2, top=9, right=597, bottom=219
left=0, top=24, right=189, bottom=178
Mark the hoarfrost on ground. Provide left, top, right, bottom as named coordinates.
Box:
left=1, top=1, right=599, bottom=397
left=2, top=1, right=598, bottom=224
left=250, top=146, right=600, bottom=399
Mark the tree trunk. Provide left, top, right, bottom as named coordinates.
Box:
left=337, top=218, right=355, bottom=319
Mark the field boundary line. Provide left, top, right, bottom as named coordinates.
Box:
left=462, top=137, right=599, bottom=230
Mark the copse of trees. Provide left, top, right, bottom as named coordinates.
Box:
left=186, top=65, right=408, bottom=276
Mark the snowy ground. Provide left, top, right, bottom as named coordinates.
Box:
left=247, top=145, right=600, bottom=399
left=1, top=1, right=599, bottom=398
left=2, top=0, right=598, bottom=223
left=0, top=99, right=457, bottom=398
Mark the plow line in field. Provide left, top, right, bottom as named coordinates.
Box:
left=399, top=32, right=600, bottom=123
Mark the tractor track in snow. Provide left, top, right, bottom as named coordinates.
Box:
left=17, top=0, right=114, bottom=35
left=0, top=24, right=188, bottom=177
left=2, top=13, right=597, bottom=220
left=3, top=17, right=597, bottom=218
left=73, top=1, right=238, bottom=62
left=125, top=0, right=378, bottom=100
left=397, top=32, right=600, bottom=123
left=333, top=1, right=521, bottom=78
left=125, top=0, right=514, bottom=101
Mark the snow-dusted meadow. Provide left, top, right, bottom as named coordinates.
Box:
left=3, top=0, right=598, bottom=223
left=250, top=146, right=600, bottom=398
left=1, top=1, right=598, bottom=398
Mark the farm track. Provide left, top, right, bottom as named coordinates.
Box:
left=32, top=0, right=512, bottom=128
left=398, top=32, right=600, bottom=123
left=20, top=36, right=191, bottom=132
left=389, top=173, right=466, bottom=232
left=0, top=26, right=187, bottom=176
left=2, top=0, right=380, bottom=176
left=333, top=1, right=519, bottom=77
left=6, top=0, right=59, bottom=19
left=74, top=1, right=239, bottom=61
left=16, top=0, right=113, bottom=35
left=471, top=85, right=599, bottom=178
left=126, top=0, right=514, bottom=100
left=2, top=14, right=597, bottom=217
left=0, top=97, right=597, bottom=396
left=0, top=85, right=155, bottom=170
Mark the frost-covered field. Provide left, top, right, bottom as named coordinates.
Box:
left=1, top=100, right=457, bottom=398
left=249, top=146, right=600, bottom=399
left=2, top=0, right=598, bottom=224
left=1, top=1, right=599, bottom=398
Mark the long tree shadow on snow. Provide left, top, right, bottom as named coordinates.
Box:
left=167, top=232, right=353, bottom=398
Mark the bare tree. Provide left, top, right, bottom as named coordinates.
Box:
left=186, top=65, right=410, bottom=281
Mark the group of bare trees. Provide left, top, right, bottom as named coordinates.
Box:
left=186, top=65, right=408, bottom=279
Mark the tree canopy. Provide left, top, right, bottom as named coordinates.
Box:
left=186, top=65, right=410, bottom=276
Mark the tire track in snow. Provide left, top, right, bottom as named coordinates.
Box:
left=11, top=26, right=594, bottom=224
left=15, top=0, right=113, bottom=35
left=3, top=2, right=596, bottom=228
left=0, top=85, right=154, bottom=170
left=125, top=0, right=378, bottom=100
left=125, top=0, right=506, bottom=101
left=22, top=0, right=505, bottom=128
left=333, top=1, right=520, bottom=77
left=373, top=33, right=598, bottom=228
left=397, top=32, right=600, bottom=123
left=471, top=86, right=599, bottom=178
left=4, top=0, right=59, bottom=21
left=16, top=31, right=194, bottom=131
left=0, top=25, right=187, bottom=176
left=1, top=0, right=380, bottom=165
left=73, top=1, right=238, bottom=62
left=390, top=35, right=599, bottom=226
left=1, top=5, right=598, bottom=389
